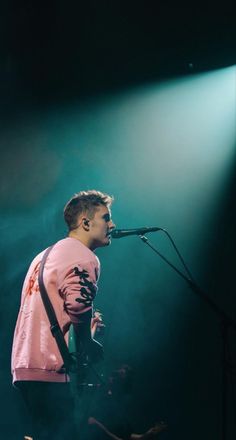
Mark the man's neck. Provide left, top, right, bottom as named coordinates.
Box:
left=68, top=231, right=94, bottom=251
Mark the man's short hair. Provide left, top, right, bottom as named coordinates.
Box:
left=64, top=190, right=114, bottom=231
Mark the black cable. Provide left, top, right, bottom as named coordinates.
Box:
left=160, top=228, right=196, bottom=283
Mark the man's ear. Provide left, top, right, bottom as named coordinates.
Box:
left=82, top=218, right=90, bottom=229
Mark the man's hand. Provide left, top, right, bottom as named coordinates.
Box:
left=91, top=310, right=105, bottom=337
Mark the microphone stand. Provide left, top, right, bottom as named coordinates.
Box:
left=139, top=234, right=236, bottom=440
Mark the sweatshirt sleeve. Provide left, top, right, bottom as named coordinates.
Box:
left=59, top=260, right=99, bottom=324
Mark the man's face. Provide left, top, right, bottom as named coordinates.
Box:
left=89, top=205, right=116, bottom=249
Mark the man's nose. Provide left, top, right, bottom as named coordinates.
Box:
left=109, top=221, right=116, bottom=230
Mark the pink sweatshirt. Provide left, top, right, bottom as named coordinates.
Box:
left=11, top=237, right=100, bottom=383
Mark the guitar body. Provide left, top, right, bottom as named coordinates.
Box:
left=68, top=310, right=103, bottom=389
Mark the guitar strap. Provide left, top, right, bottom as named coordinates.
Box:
left=38, top=245, right=75, bottom=373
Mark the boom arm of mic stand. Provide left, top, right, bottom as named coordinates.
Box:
left=139, top=233, right=236, bottom=440
left=139, top=234, right=236, bottom=329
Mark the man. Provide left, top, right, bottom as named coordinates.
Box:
left=11, top=190, right=115, bottom=440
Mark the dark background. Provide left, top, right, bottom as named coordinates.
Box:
left=1, top=0, right=235, bottom=110
left=0, top=1, right=236, bottom=439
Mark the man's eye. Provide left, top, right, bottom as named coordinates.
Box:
left=103, top=214, right=111, bottom=222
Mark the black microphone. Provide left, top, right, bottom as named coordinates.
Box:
left=111, top=227, right=162, bottom=239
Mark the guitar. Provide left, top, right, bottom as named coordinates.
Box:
left=68, top=310, right=104, bottom=387
left=68, top=309, right=104, bottom=351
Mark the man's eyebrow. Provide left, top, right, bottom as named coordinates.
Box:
left=102, top=213, right=111, bottom=221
